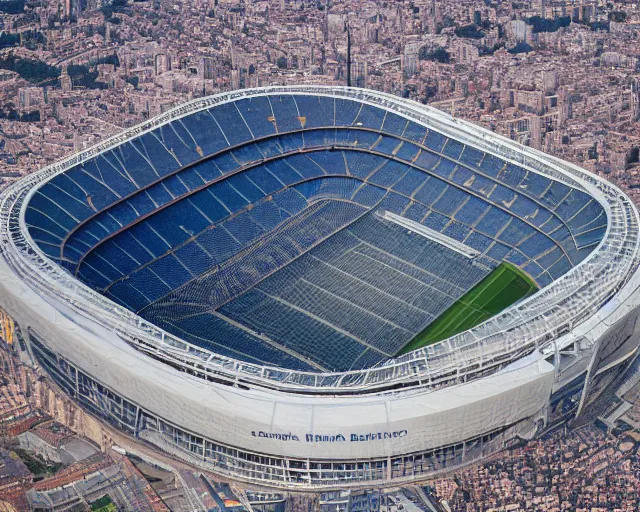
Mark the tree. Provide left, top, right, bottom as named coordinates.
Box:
left=508, top=41, right=533, bottom=54
left=0, top=54, right=60, bottom=84
left=67, top=64, right=90, bottom=78
left=419, top=46, right=450, bottom=63
left=609, top=11, right=626, bottom=23
left=0, top=0, right=25, bottom=14
left=454, top=24, right=485, bottom=39
left=276, top=56, right=287, bottom=69
left=526, top=15, right=571, bottom=33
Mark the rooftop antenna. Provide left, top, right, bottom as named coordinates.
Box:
left=346, top=20, right=352, bottom=87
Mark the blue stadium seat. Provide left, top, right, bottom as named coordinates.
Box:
left=413, top=178, right=448, bottom=207
left=225, top=173, right=268, bottom=203
left=294, top=95, right=334, bottom=128
left=254, top=137, right=286, bottom=159
left=496, top=217, right=533, bottom=246
left=575, top=226, right=607, bottom=249
left=231, top=144, right=265, bottom=166
left=210, top=180, right=251, bottom=211
left=110, top=231, right=155, bottom=268
left=423, top=130, right=448, bottom=153
left=381, top=112, right=408, bottom=137
left=458, top=145, right=484, bottom=168
left=497, top=163, right=526, bottom=188
left=188, top=189, right=230, bottom=223
left=36, top=183, right=94, bottom=221
left=24, top=94, right=610, bottom=371
left=547, top=255, right=573, bottom=279
left=182, top=110, right=232, bottom=156
left=478, top=153, right=505, bottom=177
left=518, top=171, right=550, bottom=198
left=63, top=166, right=119, bottom=211
left=78, top=262, right=112, bottom=291
left=162, top=312, right=317, bottom=371
left=430, top=158, right=457, bottom=180
left=432, top=187, right=468, bottom=216
left=224, top=213, right=265, bottom=245
left=395, top=141, right=420, bottom=162
left=208, top=103, right=253, bottom=146
left=221, top=289, right=370, bottom=371
left=540, top=181, right=571, bottom=209
left=351, top=183, right=386, bottom=207
left=344, top=152, right=388, bottom=179
left=174, top=241, right=215, bottom=276
left=403, top=202, right=429, bottom=223
left=145, top=181, right=175, bottom=206
left=137, top=133, right=181, bottom=174
left=354, top=104, right=386, bottom=131
left=508, top=195, right=540, bottom=222
left=155, top=122, right=201, bottom=167
left=442, top=139, right=465, bottom=160
left=82, top=251, right=123, bottom=283
left=196, top=227, right=241, bottom=264
left=249, top=201, right=288, bottom=232
left=369, top=161, right=407, bottom=188
left=392, top=168, right=428, bottom=196
left=403, top=122, right=428, bottom=144
left=373, top=135, right=403, bottom=155
left=270, top=95, right=305, bottom=133
left=489, top=184, right=518, bottom=209
left=486, top=242, right=511, bottom=262
left=568, top=200, right=606, bottom=233
left=413, top=150, right=441, bottom=171
left=476, top=207, right=511, bottom=237
left=554, top=189, right=590, bottom=221
left=147, top=254, right=193, bottom=289
left=518, top=232, right=556, bottom=260
left=535, top=246, right=563, bottom=270
left=334, top=98, right=362, bottom=127
left=128, top=222, right=171, bottom=257
left=189, top=159, right=223, bottom=183
left=522, top=260, right=545, bottom=281
left=422, top=211, right=450, bottom=232
left=306, top=151, right=347, bottom=175
left=27, top=192, right=79, bottom=232
left=110, top=144, right=159, bottom=190
left=468, top=173, right=496, bottom=198
left=443, top=220, right=472, bottom=242
left=265, top=160, right=303, bottom=185
left=271, top=187, right=308, bottom=215
left=464, top=231, right=493, bottom=253
left=161, top=174, right=189, bottom=198
left=450, top=166, right=475, bottom=187
left=298, top=130, right=324, bottom=150
left=454, top=196, right=488, bottom=225
left=234, top=96, right=278, bottom=139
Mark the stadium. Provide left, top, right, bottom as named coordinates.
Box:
left=0, top=86, right=639, bottom=488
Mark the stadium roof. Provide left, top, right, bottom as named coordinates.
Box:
left=3, top=86, right=639, bottom=394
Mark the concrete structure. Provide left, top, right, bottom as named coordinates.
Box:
left=0, top=87, right=639, bottom=489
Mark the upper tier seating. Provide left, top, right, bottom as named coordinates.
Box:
left=25, top=94, right=607, bottom=371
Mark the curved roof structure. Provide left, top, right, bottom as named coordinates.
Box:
left=3, top=86, right=639, bottom=393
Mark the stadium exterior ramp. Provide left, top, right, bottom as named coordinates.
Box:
left=0, top=86, right=639, bottom=488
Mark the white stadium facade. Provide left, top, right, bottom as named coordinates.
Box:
left=1, top=86, right=639, bottom=489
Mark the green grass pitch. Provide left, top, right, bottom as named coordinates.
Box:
left=397, top=262, right=539, bottom=355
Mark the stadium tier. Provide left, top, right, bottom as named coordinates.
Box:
left=1, top=87, right=639, bottom=488
left=25, top=94, right=605, bottom=371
